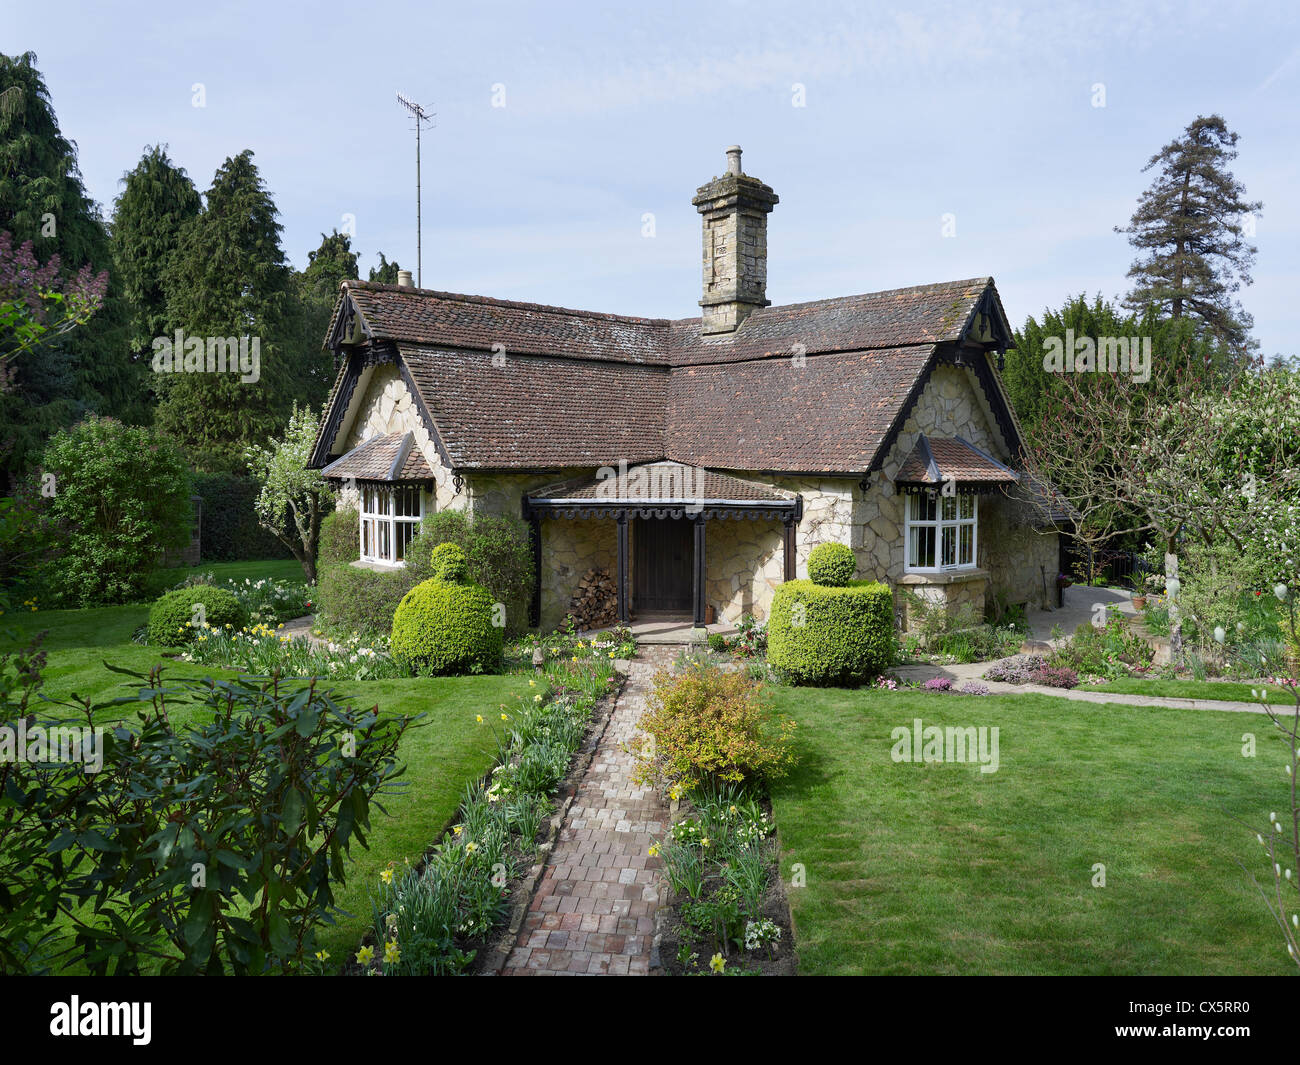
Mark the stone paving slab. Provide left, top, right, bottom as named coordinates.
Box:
left=502, top=646, right=679, bottom=975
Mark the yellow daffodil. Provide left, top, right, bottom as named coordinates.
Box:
left=501, top=712, right=509, bottom=721
left=465, top=841, right=478, bottom=854
left=452, top=824, right=463, bottom=835
left=315, top=950, right=330, bottom=963
left=701, top=837, right=711, bottom=848
left=533, top=694, right=542, bottom=703
left=709, top=953, right=726, bottom=973
left=380, top=867, right=394, bottom=885
left=355, top=945, right=374, bottom=966
left=476, top=714, right=484, bottom=724
left=384, top=940, right=401, bottom=965
left=528, top=679, right=536, bottom=687
left=648, top=843, right=660, bottom=857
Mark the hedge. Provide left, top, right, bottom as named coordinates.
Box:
left=316, top=563, right=414, bottom=640
left=192, top=473, right=293, bottom=562
left=148, top=585, right=248, bottom=647
left=767, top=579, right=895, bottom=685
left=807, top=542, right=856, bottom=586
left=390, top=578, right=503, bottom=676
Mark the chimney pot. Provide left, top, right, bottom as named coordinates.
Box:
left=396, top=269, right=414, bottom=288
left=725, top=145, right=742, bottom=175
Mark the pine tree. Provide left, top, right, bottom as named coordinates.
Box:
left=1116, top=114, right=1262, bottom=356
left=110, top=145, right=200, bottom=358
left=0, top=51, right=140, bottom=485
left=157, top=149, right=296, bottom=471
left=293, top=230, right=358, bottom=408
left=368, top=252, right=402, bottom=284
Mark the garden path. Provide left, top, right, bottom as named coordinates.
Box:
left=500, top=645, right=679, bottom=975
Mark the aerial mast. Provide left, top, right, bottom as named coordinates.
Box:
left=396, top=92, right=435, bottom=287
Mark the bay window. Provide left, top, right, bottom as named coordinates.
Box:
left=359, top=484, right=423, bottom=565
left=905, top=491, right=977, bottom=572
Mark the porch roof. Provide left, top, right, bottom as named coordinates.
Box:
left=894, top=435, right=1018, bottom=488
left=320, top=431, right=434, bottom=483
left=525, top=461, right=800, bottom=519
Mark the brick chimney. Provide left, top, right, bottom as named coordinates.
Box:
left=691, top=146, right=779, bottom=335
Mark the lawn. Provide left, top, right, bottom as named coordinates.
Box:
left=768, top=686, right=1294, bottom=975
left=1079, top=677, right=1299, bottom=707
left=3, top=562, right=528, bottom=967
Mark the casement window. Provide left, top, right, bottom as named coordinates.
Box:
left=359, top=485, right=424, bottom=565
left=904, top=492, right=977, bottom=572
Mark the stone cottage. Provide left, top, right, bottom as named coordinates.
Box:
left=309, top=146, right=1059, bottom=631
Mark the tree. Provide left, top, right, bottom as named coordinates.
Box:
left=368, top=252, right=402, bottom=284
left=245, top=404, right=330, bottom=583
left=1116, top=114, right=1262, bottom=357
left=0, top=231, right=106, bottom=382
left=157, top=150, right=297, bottom=471
left=38, top=415, right=192, bottom=606
left=110, top=145, right=201, bottom=358
left=0, top=51, right=141, bottom=485
left=294, top=229, right=358, bottom=407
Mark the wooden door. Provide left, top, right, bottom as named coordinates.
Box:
left=633, top=517, right=693, bottom=613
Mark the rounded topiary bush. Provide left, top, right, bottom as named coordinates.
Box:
left=390, top=578, right=503, bottom=676
left=429, top=542, right=468, bottom=582
left=148, top=585, right=247, bottom=646
left=767, top=579, right=894, bottom=685
left=807, top=542, right=857, bottom=586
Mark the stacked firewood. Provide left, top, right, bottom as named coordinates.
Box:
left=566, top=568, right=619, bottom=631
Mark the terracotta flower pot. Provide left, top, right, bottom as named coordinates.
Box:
left=1131, top=595, right=1147, bottom=610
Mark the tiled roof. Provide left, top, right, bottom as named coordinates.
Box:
left=529, top=462, right=795, bottom=503
left=314, top=276, right=1014, bottom=475
left=401, top=345, right=666, bottom=468
left=894, top=435, right=1018, bottom=485
left=337, top=276, right=995, bottom=366
left=321, top=431, right=434, bottom=482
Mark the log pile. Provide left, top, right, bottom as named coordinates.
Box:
left=566, top=568, right=619, bottom=631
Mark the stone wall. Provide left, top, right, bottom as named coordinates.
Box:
left=704, top=515, right=784, bottom=622
left=538, top=515, right=618, bottom=631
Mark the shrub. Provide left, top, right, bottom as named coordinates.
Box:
left=38, top=415, right=192, bottom=605
left=960, top=681, right=991, bottom=696
left=807, top=542, right=856, bottom=586
left=0, top=660, right=416, bottom=974
left=390, top=578, right=503, bottom=676
left=1030, top=664, right=1080, bottom=689
left=767, top=579, right=894, bottom=685
left=707, top=632, right=728, bottom=652
left=922, top=676, right=952, bottom=691
left=983, top=654, right=1047, bottom=683
left=632, top=661, right=796, bottom=787
left=318, top=507, right=360, bottom=569
left=406, top=510, right=533, bottom=637
left=316, top=563, right=415, bottom=640
left=192, top=473, right=292, bottom=562
left=148, top=584, right=247, bottom=646
left=429, top=542, right=468, bottom=582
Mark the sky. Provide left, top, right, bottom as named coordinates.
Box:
left=10, top=0, right=1300, bottom=357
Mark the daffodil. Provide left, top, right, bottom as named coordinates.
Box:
left=466, top=841, right=479, bottom=854
left=476, top=714, right=484, bottom=724
left=315, top=950, right=330, bottom=963
left=356, top=945, right=374, bottom=966
left=648, top=843, right=660, bottom=857
left=380, top=867, right=394, bottom=885
left=384, top=940, right=401, bottom=965
left=709, top=953, right=726, bottom=973
left=501, top=712, right=509, bottom=721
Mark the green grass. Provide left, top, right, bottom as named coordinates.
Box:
left=769, top=686, right=1294, bottom=975
left=174, top=559, right=307, bottom=585
left=3, top=582, right=527, bottom=966
left=1078, top=678, right=1299, bottom=707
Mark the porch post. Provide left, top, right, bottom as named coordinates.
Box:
left=783, top=514, right=797, bottom=582
left=524, top=497, right=541, bottom=629
left=693, top=514, right=707, bottom=626
left=616, top=511, right=629, bottom=623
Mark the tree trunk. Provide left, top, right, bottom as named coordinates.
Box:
left=1165, top=542, right=1182, bottom=662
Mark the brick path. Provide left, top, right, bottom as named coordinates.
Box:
left=502, top=646, right=679, bottom=975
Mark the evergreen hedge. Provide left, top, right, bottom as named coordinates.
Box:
left=767, top=579, right=894, bottom=685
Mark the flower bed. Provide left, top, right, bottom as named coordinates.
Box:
left=348, top=634, right=623, bottom=975
left=174, top=573, right=312, bottom=626
left=181, top=623, right=403, bottom=681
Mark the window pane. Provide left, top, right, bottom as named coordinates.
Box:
left=959, top=494, right=975, bottom=520
left=910, top=493, right=936, bottom=522
left=396, top=521, right=416, bottom=560
left=910, top=525, right=935, bottom=568
left=379, top=520, right=391, bottom=561
left=941, top=496, right=957, bottom=521
left=941, top=525, right=957, bottom=567
left=960, top=524, right=973, bottom=565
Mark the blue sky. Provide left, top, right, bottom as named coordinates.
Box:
left=12, top=0, right=1299, bottom=356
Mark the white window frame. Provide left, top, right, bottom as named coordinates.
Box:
left=359, top=484, right=424, bottom=565
left=904, top=490, right=978, bottom=573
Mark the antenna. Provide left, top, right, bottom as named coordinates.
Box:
left=396, top=92, right=435, bottom=287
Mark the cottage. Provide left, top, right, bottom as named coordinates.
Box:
left=309, top=147, right=1058, bottom=631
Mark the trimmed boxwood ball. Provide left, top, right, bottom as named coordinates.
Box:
left=391, top=578, right=503, bottom=676
left=429, top=542, right=468, bottom=582
left=148, top=585, right=247, bottom=646
left=767, top=579, right=894, bottom=685
left=807, top=542, right=857, bottom=586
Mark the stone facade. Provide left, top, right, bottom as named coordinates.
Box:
left=704, top=515, right=784, bottom=622
left=538, top=515, right=618, bottom=631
